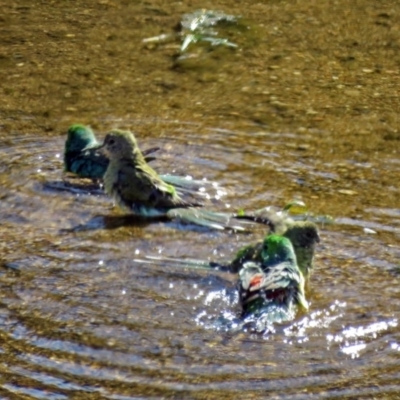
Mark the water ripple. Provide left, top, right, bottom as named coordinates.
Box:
left=0, top=120, right=399, bottom=398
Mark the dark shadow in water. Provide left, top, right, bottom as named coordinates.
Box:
left=60, top=214, right=156, bottom=233
left=42, top=179, right=104, bottom=196
left=0, top=261, right=22, bottom=275
left=61, top=214, right=228, bottom=233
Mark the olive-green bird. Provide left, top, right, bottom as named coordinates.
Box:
left=95, top=129, right=199, bottom=216
left=64, top=124, right=158, bottom=179
left=87, top=129, right=252, bottom=230
left=238, top=234, right=308, bottom=325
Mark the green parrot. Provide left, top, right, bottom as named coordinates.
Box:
left=64, top=124, right=159, bottom=179
left=238, top=234, right=308, bottom=325
left=230, top=220, right=320, bottom=279
left=86, top=129, right=252, bottom=230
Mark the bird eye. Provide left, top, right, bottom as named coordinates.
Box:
left=108, top=139, right=115, bottom=145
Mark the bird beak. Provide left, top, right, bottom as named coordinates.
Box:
left=81, top=142, right=105, bottom=153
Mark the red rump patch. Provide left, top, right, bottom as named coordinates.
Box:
left=250, top=274, right=263, bottom=289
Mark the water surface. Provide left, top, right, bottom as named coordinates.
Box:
left=0, top=1, right=399, bottom=399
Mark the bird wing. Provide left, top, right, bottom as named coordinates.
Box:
left=136, top=163, right=192, bottom=208
left=113, top=161, right=192, bottom=210
left=110, top=162, right=164, bottom=205
left=256, top=262, right=308, bottom=310
left=251, top=261, right=303, bottom=292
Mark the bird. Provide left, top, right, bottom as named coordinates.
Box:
left=229, top=220, right=320, bottom=279
left=86, top=129, right=252, bottom=231
left=238, top=234, right=308, bottom=326
left=64, top=124, right=159, bottom=179
left=96, top=129, right=199, bottom=216
left=64, top=124, right=108, bottom=179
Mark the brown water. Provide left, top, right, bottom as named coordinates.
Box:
left=0, top=1, right=400, bottom=399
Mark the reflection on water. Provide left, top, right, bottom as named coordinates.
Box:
left=0, top=120, right=399, bottom=399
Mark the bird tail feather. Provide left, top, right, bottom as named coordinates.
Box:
left=140, top=255, right=231, bottom=272
left=160, top=175, right=214, bottom=192
left=166, top=208, right=256, bottom=231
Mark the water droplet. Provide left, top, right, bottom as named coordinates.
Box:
left=390, top=342, right=400, bottom=351
left=99, top=260, right=104, bottom=266
left=216, top=189, right=226, bottom=197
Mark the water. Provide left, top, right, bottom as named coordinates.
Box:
left=1, top=1, right=400, bottom=399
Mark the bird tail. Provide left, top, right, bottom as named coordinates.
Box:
left=160, top=174, right=208, bottom=189
left=137, top=255, right=231, bottom=272
left=160, top=174, right=223, bottom=197
left=166, top=207, right=256, bottom=231
left=235, top=204, right=334, bottom=231
left=234, top=207, right=289, bottom=233
left=238, top=262, right=296, bottom=324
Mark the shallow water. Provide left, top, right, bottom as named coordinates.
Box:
left=1, top=1, right=400, bottom=399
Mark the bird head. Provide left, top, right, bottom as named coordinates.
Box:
left=284, top=221, right=320, bottom=249
left=65, top=124, right=97, bottom=153
left=83, top=129, right=142, bottom=161
left=260, top=234, right=297, bottom=267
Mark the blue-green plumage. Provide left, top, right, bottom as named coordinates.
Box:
left=64, top=124, right=108, bottom=179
